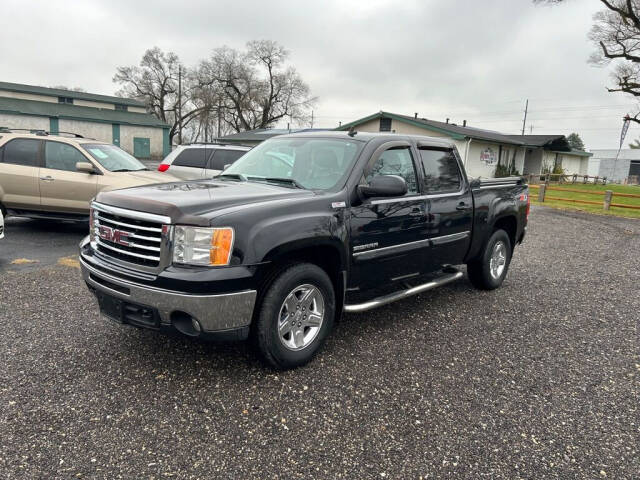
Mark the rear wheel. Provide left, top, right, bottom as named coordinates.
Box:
left=255, top=263, right=335, bottom=369
left=467, top=229, right=512, bottom=290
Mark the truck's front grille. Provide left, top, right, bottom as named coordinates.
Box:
left=91, top=203, right=170, bottom=271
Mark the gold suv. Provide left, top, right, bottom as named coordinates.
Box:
left=0, top=130, right=178, bottom=219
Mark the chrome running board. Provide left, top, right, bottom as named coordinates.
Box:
left=343, top=268, right=463, bottom=313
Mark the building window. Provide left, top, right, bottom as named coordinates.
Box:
left=58, top=96, right=73, bottom=104
left=379, top=117, right=392, bottom=132
left=114, top=104, right=128, bottom=111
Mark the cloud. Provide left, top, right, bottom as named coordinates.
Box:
left=0, top=0, right=636, bottom=148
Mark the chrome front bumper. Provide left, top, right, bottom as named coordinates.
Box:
left=80, top=256, right=257, bottom=333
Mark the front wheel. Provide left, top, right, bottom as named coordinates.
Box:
left=467, top=229, right=512, bottom=290
left=255, top=263, right=335, bottom=369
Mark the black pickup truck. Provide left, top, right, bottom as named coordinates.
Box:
left=79, top=131, right=529, bottom=369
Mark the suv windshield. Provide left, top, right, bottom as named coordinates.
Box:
left=222, top=137, right=362, bottom=190
left=82, top=144, right=148, bottom=172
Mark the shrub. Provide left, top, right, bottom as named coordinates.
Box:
left=495, top=163, right=520, bottom=177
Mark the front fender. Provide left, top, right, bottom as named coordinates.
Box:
left=250, top=211, right=348, bottom=266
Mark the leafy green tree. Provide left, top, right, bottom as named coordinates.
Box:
left=567, top=132, right=586, bottom=150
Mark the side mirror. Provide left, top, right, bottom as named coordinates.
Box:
left=358, top=175, right=408, bottom=198
left=76, top=162, right=97, bottom=174
left=223, top=163, right=232, bottom=170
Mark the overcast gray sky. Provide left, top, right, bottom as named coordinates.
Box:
left=1, top=0, right=638, bottom=149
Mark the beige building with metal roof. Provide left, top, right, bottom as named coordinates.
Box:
left=0, top=81, right=170, bottom=160
left=337, top=111, right=591, bottom=178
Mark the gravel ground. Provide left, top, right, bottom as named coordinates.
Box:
left=0, top=206, right=638, bottom=479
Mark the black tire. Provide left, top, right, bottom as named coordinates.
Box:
left=255, top=263, right=335, bottom=369
left=467, top=229, right=512, bottom=290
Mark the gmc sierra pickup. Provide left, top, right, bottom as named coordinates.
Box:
left=79, top=131, right=529, bottom=369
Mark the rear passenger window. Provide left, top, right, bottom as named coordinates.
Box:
left=172, top=148, right=208, bottom=168
left=45, top=141, right=88, bottom=172
left=419, top=148, right=462, bottom=194
left=208, top=149, right=246, bottom=171
left=2, top=139, right=40, bottom=167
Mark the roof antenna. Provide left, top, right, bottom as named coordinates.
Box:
left=348, top=126, right=357, bottom=137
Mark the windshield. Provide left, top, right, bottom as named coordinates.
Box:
left=222, top=137, right=362, bottom=190
left=82, top=144, right=148, bottom=172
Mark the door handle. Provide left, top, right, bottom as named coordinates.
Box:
left=456, top=202, right=469, bottom=211
left=40, top=176, right=54, bottom=182
left=410, top=206, right=424, bottom=216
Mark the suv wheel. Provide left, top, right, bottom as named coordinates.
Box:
left=255, top=263, right=335, bottom=369
left=467, top=229, right=512, bottom=290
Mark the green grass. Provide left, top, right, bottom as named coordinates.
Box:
left=530, top=183, right=640, bottom=219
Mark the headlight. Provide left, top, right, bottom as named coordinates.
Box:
left=173, top=226, right=234, bottom=266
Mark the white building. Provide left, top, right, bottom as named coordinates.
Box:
left=0, top=81, right=170, bottom=159
left=588, top=149, right=640, bottom=183
left=338, top=111, right=591, bottom=178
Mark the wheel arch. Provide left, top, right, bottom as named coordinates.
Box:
left=256, top=239, right=347, bottom=319
left=492, top=215, right=517, bottom=250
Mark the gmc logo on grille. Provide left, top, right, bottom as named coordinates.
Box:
left=98, top=225, right=131, bottom=246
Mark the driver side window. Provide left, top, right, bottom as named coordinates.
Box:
left=45, top=141, right=88, bottom=172
left=365, top=146, right=418, bottom=194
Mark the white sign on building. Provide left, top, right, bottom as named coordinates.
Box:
left=480, top=147, right=497, bottom=165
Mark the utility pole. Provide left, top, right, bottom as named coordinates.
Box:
left=521, top=99, right=528, bottom=136
left=310, top=110, right=314, bottom=128
left=178, top=65, right=182, bottom=145
left=530, top=124, right=533, bottom=134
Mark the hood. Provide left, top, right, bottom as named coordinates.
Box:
left=112, top=170, right=179, bottom=184
left=95, top=179, right=315, bottom=226
left=101, top=170, right=181, bottom=192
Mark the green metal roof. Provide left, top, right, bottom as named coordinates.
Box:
left=0, top=96, right=169, bottom=129
left=0, top=81, right=145, bottom=107
left=550, top=149, right=593, bottom=157
left=336, top=111, right=534, bottom=145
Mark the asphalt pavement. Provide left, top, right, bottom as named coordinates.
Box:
left=0, top=217, right=86, bottom=272
left=0, top=206, right=638, bottom=479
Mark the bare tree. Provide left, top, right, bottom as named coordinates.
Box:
left=113, top=47, right=210, bottom=144
left=537, top=1, right=640, bottom=124
left=196, top=40, right=316, bottom=133
left=114, top=42, right=315, bottom=144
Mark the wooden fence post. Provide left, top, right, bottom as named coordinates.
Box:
left=603, top=190, right=613, bottom=210
left=538, top=184, right=546, bottom=202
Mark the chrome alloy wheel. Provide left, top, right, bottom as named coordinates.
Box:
left=277, top=284, right=325, bottom=351
left=489, top=240, right=507, bottom=280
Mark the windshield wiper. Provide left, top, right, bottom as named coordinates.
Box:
left=263, top=177, right=305, bottom=189
left=111, top=168, right=147, bottom=172
left=217, top=173, right=248, bottom=181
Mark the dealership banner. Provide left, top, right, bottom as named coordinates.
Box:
left=620, top=116, right=631, bottom=149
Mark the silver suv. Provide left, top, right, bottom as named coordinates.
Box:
left=157, top=144, right=251, bottom=180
